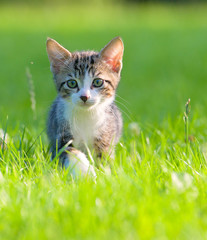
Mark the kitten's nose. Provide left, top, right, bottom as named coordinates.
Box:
left=80, top=95, right=89, bottom=103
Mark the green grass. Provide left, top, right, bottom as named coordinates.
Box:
left=1, top=2, right=207, bottom=239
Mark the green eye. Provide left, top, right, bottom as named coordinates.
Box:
left=92, top=78, right=104, bottom=88
left=67, top=79, right=78, bottom=88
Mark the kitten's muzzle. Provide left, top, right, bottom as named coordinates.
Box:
left=80, top=95, right=89, bottom=103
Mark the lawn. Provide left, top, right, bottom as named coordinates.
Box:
left=1, top=2, right=207, bottom=239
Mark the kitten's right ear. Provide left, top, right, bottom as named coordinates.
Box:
left=99, top=37, right=124, bottom=74
left=46, top=38, right=71, bottom=74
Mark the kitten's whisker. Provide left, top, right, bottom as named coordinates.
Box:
left=114, top=100, right=133, bottom=121
left=115, top=93, right=130, bottom=105
left=114, top=99, right=132, bottom=115
left=120, top=108, right=133, bottom=121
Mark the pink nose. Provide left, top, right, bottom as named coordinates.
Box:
left=80, top=95, right=89, bottom=103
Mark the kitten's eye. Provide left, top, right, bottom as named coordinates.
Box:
left=92, top=78, right=104, bottom=88
left=67, top=79, right=78, bottom=88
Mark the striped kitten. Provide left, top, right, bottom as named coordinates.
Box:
left=46, top=37, right=124, bottom=177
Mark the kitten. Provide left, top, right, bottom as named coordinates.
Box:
left=46, top=37, right=124, bottom=177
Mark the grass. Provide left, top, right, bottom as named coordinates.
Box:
left=1, top=2, right=207, bottom=239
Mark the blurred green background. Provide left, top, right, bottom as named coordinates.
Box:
left=1, top=0, right=207, bottom=130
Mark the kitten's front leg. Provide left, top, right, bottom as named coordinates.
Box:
left=94, top=136, right=116, bottom=160
left=60, top=147, right=96, bottom=178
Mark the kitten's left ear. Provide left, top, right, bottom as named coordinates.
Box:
left=46, top=38, right=71, bottom=74
left=99, top=37, right=124, bottom=73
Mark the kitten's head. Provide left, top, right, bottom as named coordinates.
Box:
left=46, top=37, right=124, bottom=110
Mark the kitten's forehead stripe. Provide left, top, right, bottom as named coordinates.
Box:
left=74, top=66, right=81, bottom=78
left=80, top=63, right=85, bottom=76
left=72, top=52, right=99, bottom=79
left=88, top=66, right=94, bottom=76
left=74, top=58, right=79, bottom=65
left=90, top=56, right=94, bottom=64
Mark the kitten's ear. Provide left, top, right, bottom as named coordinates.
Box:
left=99, top=37, right=124, bottom=73
left=46, top=38, right=71, bottom=73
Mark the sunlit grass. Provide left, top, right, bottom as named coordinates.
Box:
left=1, top=114, right=207, bottom=239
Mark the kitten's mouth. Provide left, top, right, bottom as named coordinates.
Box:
left=78, top=101, right=97, bottom=109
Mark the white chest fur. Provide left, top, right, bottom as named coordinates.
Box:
left=63, top=100, right=105, bottom=150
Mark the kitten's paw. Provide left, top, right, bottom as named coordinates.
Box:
left=62, top=149, right=96, bottom=179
